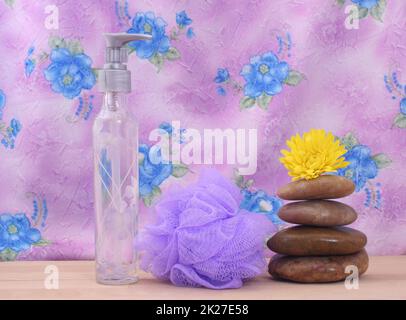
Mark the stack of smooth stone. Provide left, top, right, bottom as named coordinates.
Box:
left=268, top=175, right=369, bottom=283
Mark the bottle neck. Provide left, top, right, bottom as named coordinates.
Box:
left=103, top=91, right=127, bottom=112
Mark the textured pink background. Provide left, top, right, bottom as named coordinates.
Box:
left=0, top=0, right=405, bottom=260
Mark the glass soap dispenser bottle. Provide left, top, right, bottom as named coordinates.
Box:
left=93, top=33, right=151, bottom=285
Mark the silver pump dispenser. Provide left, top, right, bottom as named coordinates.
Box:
left=98, top=33, right=152, bottom=93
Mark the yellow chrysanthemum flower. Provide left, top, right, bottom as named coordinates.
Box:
left=280, top=129, right=349, bottom=181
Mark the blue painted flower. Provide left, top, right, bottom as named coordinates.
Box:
left=27, top=46, right=35, bottom=56
left=24, top=58, right=35, bottom=78
left=1, top=138, right=9, bottom=148
left=44, top=48, right=96, bottom=99
left=216, top=86, right=226, bottom=96
left=186, top=27, right=195, bottom=39
left=127, top=12, right=170, bottom=59
left=0, top=89, right=5, bottom=109
left=337, top=145, right=378, bottom=191
left=9, top=119, right=21, bottom=138
left=159, top=121, right=173, bottom=135
left=240, top=52, right=290, bottom=98
left=240, top=189, right=283, bottom=225
left=139, top=144, right=173, bottom=196
left=351, top=0, right=379, bottom=9
left=0, top=89, right=5, bottom=120
left=400, top=97, right=406, bottom=115
left=158, top=122, right=187, bottom=144
left=176, top=10, right=193, bottom=28
left=214, top=68, right=230, bottom=83
left=0, top=214, right=41, bottom=253
left=0, top=118, right=21, bottom=150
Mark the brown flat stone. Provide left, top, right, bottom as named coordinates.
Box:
left=267, top=226, right=367, bottom=256
left=277, top=175, right=355, bottom=200
left=268, top=249, right=369, bottom=283
left=278, top=200, right=357, bottom=226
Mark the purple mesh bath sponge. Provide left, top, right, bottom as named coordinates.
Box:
left=139, top=168, right=272, bottom=289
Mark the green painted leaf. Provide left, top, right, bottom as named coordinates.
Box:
left=234, top=175, right=245, bottom=189
left=33, top=239, right=51, bottom=247
left=170, top=29, right=179, bottom=41
left=233, top=169, right=245, bottom=188
left=358, top=7, right=369, bottom=19
left=151, top=186, right=161, bottom=197
left=172, top=163, right=189, bottom=178
left=372, top=153, right=392, bottom=169
left=370, top=0, right=386, bottom=22
left=0, top=249, right=18, bottom=261
left=66, top=40, right=84, bottom=54
left=233, top=168, right=255, bottom=189
left=48, top=36, right=67, bottom=49
left=257, top=94, right=272, bottom=110
left=38, top=52, right=49, bottom=62
left=240, top=96, right=256, bottom=109
left=394, top=113, right=406, bottom=128
left=149, top=53, right=164, bottom=72
left=285, top=70, right=304, bottom=86
left=142, top=186, right=162, bottom=207
left=165, top=47, right=181, bottom=61
left=142, top=195, right=153, bottom=207
left=344, top=169, right=354, bottom=180
left=340, top=132, right=359, bottom=150
left=138, top=152, right=145, bottom=164
left=336, top=0, right=345, bottom=6
left=92, top=68, right=98, bottom=81
left=245, top=179, right=254, bottom=188
left=127, top=45, right=135, bottom=54
left=4, top=0, right=14, bottom=8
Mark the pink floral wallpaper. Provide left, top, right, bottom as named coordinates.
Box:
left=0, top=0, right=405, bottom=261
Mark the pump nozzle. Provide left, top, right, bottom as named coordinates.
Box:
left=103, top=33, right=152, bottom=48
left=99, top=32, right=152, bottom=93
left=103, top=33, right=152, bottom=66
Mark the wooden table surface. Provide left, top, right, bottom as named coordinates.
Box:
left=1, top=256, right=405, bottom=300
